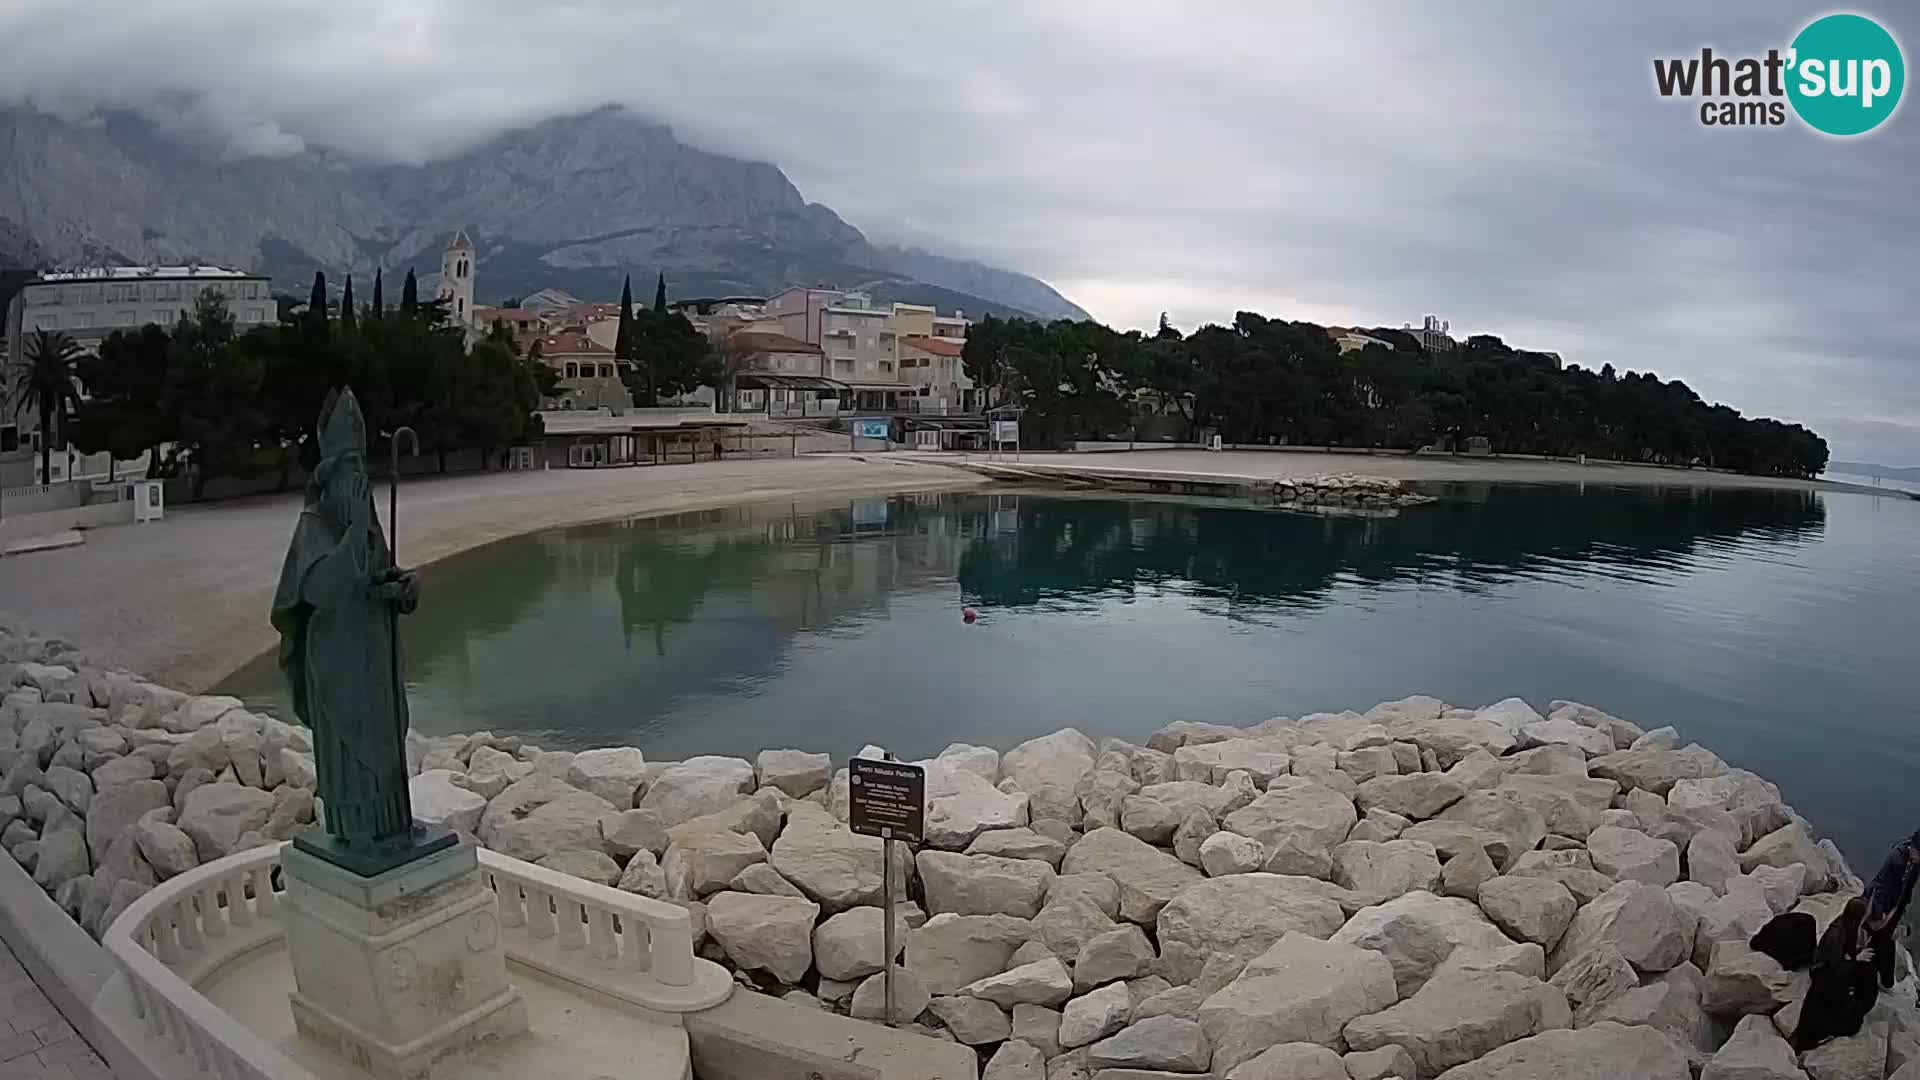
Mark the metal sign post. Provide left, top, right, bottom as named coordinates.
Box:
left=848, top=754, right=926, bottom=1026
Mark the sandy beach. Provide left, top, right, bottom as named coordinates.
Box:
left=982, top=448, right=1903, bottom=496
left=0, top=454, right=982, bottom=691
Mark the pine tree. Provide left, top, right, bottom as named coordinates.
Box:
left=402, top=269, right=419, bottom=314
left=653, top=271, right=667, bottom=312
left=340, top=275, right=357, bottom=333
left=309, top=271, right=328, bottom=322
left=371, top=268, right=384, bottom=316
left=615, top=276, right=634, bottom=361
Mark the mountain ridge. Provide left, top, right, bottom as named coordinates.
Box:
left=0, top=105, right=1086, bottom=319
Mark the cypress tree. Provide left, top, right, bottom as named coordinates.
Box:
left=309, top=271, right=328, bottom=322
left=653, top=271, right=667, bottom=312
left=340, top=275, right=357, bottom=333
left=402, top=269, right=419, bottom=314
left=615, top=276, right=634, bottom=361
left=371, top=268, right=384, bottom=316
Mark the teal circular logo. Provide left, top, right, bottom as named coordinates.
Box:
left=1787, top=13, right=1905, bottom=135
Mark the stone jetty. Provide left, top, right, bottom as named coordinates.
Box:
left=3, top=610, right=1917, bottom=1080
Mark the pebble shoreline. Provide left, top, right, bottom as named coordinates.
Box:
left=3, top=609, right=1917, bottom=1080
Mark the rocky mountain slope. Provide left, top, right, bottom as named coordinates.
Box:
left=0, top=106, right=1085, bottom=319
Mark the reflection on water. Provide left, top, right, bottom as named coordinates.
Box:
left=223, top=484, right=1920, bottom=866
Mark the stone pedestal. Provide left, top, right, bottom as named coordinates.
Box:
left=283, top=839, right=527, bottom=1079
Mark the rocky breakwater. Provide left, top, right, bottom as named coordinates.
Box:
left=1271, top=473, right=1435, bottom=510
left=5, top=612, right=1918, bottom=1080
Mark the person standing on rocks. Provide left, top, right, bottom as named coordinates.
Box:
left=1863, top=829, right=1920, bottom=989
left=1793, top=898, right=1879, bottom=1052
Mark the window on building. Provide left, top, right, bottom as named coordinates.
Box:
left=71, top=312, right=93, bottom=329
left=565, top=363, right=579, bottom=379
left=457, top=298, right=465, bottom=315
left=117, top=310, right=137, bottom=326
left=600, top=364, right=614, bottom=378
left=34, top=313, right=58, bottom=330
left=153, top=310, right=176, bottom=325
left=0, top=425, right=16, bottom=453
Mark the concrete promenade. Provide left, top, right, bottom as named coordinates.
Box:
left=0, top=455, right=980, bottom=691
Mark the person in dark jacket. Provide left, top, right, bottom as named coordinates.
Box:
left=1794, top=898, right=1880, bottom=1052
left=1864, top=831, right=1920, bottom=989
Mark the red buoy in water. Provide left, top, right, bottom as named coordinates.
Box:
left=962, top=606, right=979, bottom=624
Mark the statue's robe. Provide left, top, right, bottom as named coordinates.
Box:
left=271, top=498, right=412, bottom=844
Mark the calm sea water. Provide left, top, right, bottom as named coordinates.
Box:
left=222, top=484, right=1920, bottom=868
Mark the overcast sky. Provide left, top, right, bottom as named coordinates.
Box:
left=2, top=1, right=1915, bottom=463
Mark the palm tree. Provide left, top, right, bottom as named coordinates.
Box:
left=7, top=330, right=86, bottom=484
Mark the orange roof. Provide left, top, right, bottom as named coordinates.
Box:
left=570, top=303, right=625, bottom=322
left=538, top=332, right=611, bottom=356
left=901, top=335, right=964, bottom=358
left=728, top=330, right=822, bottom=355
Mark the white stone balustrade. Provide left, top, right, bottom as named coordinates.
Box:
left=100, top=840, right=730, bottom=1079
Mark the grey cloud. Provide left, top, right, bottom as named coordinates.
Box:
left=0, top=0, right=1913, bottom=461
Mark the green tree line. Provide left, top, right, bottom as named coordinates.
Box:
left=46, top=271, right=555, bottom=496
left=962, top=311, right=1829, bottom=478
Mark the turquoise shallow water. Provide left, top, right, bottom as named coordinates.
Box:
left=222, top=482, right=1920, bottom=868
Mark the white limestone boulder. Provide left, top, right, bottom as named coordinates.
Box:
left=928, top=995, right=1012, bottom=1044
left=1496, top=774, right=1619, bottom=839
left=850, top=964, right=930, bottom=1022
left=1073, top=925, right=1157, bottom=992
left=981, top=1039, right=1045, bottom=1080
left=1587, top=824, right=1681, bottom=887
left=662, top=828, right=769, bottom=897
left=1354, top=773, right=1467, bottom=821
left=176, top=782, right=275, bottom=861
left=963, top=956, right=1075, bottom=1008
left=1058, top=981, right=1132, bottom=1049
left=1331, top=839, right=1442, bottom=904
left=1345, top=1044, right=1420, bottom=1080
left=1157, top=874, right=1349, bottom=985
left=132, top=816, right=199, bottom=879
left=564, top=747, right=648, bottom=807
left=84, top=779, right=169, bottom=865
left=1589, top=745, right=1728, bottom=797
left=599, top=807, right=669, bottom=859
left=1434, top=1020, right=1691, bottom=1080
left=1085, top=1015, right=1212, bottom=1073
left=478, top=776, right=615, bottom=862
left=1800, top=1022, right=1887, bottom=1080
left=1548, top=944, right=1640, bottom=1022
left=918, top=850, right=1055, bottom=919
left=968, top=827, right=1067, bottom=867
left=1225, top=1042, right=1350, bottom=1080
left=754, top=748, right=832, bottom=797
left=1002, top=729, right=1097, bottom=825
left=636, top=755, right=756, bottom=825
left=925, top=765, right=1031, bottom=849
left=1344, top=968, right=1572, bottom=1079
left=1331, top=890, right=1524, bottom=996
left=1222, top=777, right=1355, bottom=855
left=769, top=802, right=904, bottom=911
left=1702, top=1013, right=1808, bottom=1080
left=705, top=891, right=819, bottom=983
left=1690, top=829, right=1743, bottom=894
left=1740, top=823, right=1832, bottom=891
left=1518, top=717, right=1615, bottom=757
left=1174, top=737, right=1293, bottom=786
left=1197, top=932, right=1398, bottom=1073
left=1551, top=880, right=1689, bottom=976
left=1061, top=827, right=1203, bottom=925
left=409, top=769, right=486, bottom=835
left=907, top=912, right=1036, bottom=995
left=1478, top=876, right=1578, bottom=950
left=615, top=850, right=666, bottom=897
left=1701, top=939, right=1808, bottom=1017
left=1198, top=831, right=1265, bottom=877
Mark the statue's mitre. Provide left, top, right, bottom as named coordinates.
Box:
left=317, top=387, right=368, bottom=458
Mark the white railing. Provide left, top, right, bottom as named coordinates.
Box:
left=102, top=845, right=307, bottom=1080
left=480, top=853, right=732, bottom=1013
left=102, top=841, right=731, bottom=1079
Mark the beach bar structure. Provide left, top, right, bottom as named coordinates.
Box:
left=533, top=407, right=756, bottom=468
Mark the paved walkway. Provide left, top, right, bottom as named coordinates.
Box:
left=0, top=939, right=109, bottom=1080
left=0, top=454, right=978, bottom=691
